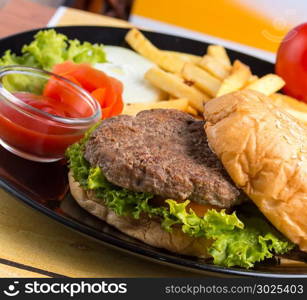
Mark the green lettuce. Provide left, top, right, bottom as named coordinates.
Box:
left=66, top=132, right=294, bottom=268
left=0, top=29, right=106, bottom=70
left=163, top=199, right=292, bottom=268
left=0, top=29, right=106, bottom=93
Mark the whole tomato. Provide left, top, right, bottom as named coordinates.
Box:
left=276, top=23, right=307, bottom=103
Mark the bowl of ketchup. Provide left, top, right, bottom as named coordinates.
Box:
left=0, top=65, right=101, bottom=162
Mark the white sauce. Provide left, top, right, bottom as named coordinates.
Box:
left=95, top=46, right=163, bottom=104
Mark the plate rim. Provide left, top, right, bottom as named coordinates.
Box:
left=0, top=25, right=306, bottom=278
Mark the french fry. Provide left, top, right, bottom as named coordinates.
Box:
left=187, top=105, right=198, bottom=116
left=145, top=67, right=208, bottom=112
left=198, top=55, right=230, bottom=80
left=245, top=74, right=285, bottom=95
left=126, top=30, right=288, bottom=119
left=270, top=93, right=307, bottom=124
left=163, top=50, right=202, bottom=64
left=279, top=258, right=307, bottom=267
left=181, top=63, right=221, bottom=97
left=216, top=60, right=251, bottom=97
left=125, top=28, right=185, bottom=73
left=123, top=99, right=189, bottom=115
left=245, top=75, right=259, bottom=86
left=207, top=45, right=231, bottom=69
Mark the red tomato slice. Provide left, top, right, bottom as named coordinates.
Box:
left=47, top=62, right=124, bottom=119
left=44, top=75, right=81, bottom=101
left=150, top=197, right=220, bottom=217
left=107, top=77, right=124, bottom=116
left=52, top=62, right=111, bottom=92
left=92, top=85, right=121, bottom=119
left=91, top=88, right=106, bottom=107
left=110, top=95, right=124, bottom=117
left=44, top=77, right=92, bottom=118
left=52, top=61, right=80, bottom=76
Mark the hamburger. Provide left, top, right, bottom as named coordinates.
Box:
left=66, top=90, right=306, bottom=268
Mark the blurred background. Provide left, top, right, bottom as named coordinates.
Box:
left=0, top=0, right=134, bottom=19
left=0, top=0, right=306, bottom=57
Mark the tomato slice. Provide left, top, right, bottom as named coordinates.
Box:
left=107, top=77, right=124, bottom=116
left=186, top=201, right=219, bottom=217
left=53, top=62, right=111, bottom=93
left=91, top=88, right=107, bottom=107
left=52, top=61, right=78, bottom=75
left=47, top=61, right=124, bottom=120
left=151, top=197, right=220, bottom=217
left=44, top=77, right=92, bottom=118
left=92, top=84, right=122, bottom=119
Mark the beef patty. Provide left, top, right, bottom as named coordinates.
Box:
left=85, top=109, right=242, bottom=207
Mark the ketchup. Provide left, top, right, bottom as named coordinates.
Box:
left=0, top=92, right=93, bottom=159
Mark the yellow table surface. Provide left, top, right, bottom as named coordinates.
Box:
left=0, top=1, right=199, bottom=278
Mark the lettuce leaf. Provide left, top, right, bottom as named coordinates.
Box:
left=0, top=29, right=106, bottom=70
left=20, top=29, right=68, bottom=70
left=66, top=134, right=294, bottom=268
left=65, top=39, right=106, bottom=64
left=66, top=122, right=100, bottom=187
left=0, top=30, right=106, bottom=93
left=166, top=200, right=293, bottom=268
left=0, top=50, right=39, bottom=67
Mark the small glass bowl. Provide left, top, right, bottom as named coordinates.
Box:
left=0, top=65, right=101, bottom=162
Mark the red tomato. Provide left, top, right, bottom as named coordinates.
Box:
left=150, top=197, right=220, bottom=217
left=48, top=62, right=124, bottom=119
left=276, top=23, right=307, bottom=103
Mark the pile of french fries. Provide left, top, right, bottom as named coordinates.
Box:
left=122, top=28, right=307, bottom=124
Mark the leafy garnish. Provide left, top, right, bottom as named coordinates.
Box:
left=0, top=30, right=106, bottom=93
left=0, top=29, right=106, bottom=70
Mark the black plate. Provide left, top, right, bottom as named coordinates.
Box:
left=0, top=26, right=306, bottom=278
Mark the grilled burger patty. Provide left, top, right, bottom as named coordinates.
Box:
left=85, top=109, right=242, bottom=207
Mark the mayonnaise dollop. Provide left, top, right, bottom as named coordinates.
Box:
left=95, top=46, right=165, bottom=103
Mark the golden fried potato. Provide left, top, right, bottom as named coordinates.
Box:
left=198, top=55, right=230, bottom=80
left=216, top=60, right=251, bottom=96
left=181, top=63, right=221, bottom=97
left=270, top=93, right=307, bottom=124
left=123, top=99, right=189, bottom=115
left=125, top=28, right=185, bottom=73
left=186, top=105, right=198, bottom=116
left=145, top=67, right=208, bottom=112
left=245, top=75, right=259, bottom=86
left=207, top=45, right=231, bottom=69
left=163, top=50, right=202, bottom=64
left=245, top=74, right=285, bottom=96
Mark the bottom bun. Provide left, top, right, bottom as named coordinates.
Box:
left=68, top=172, right=211, bottom=258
